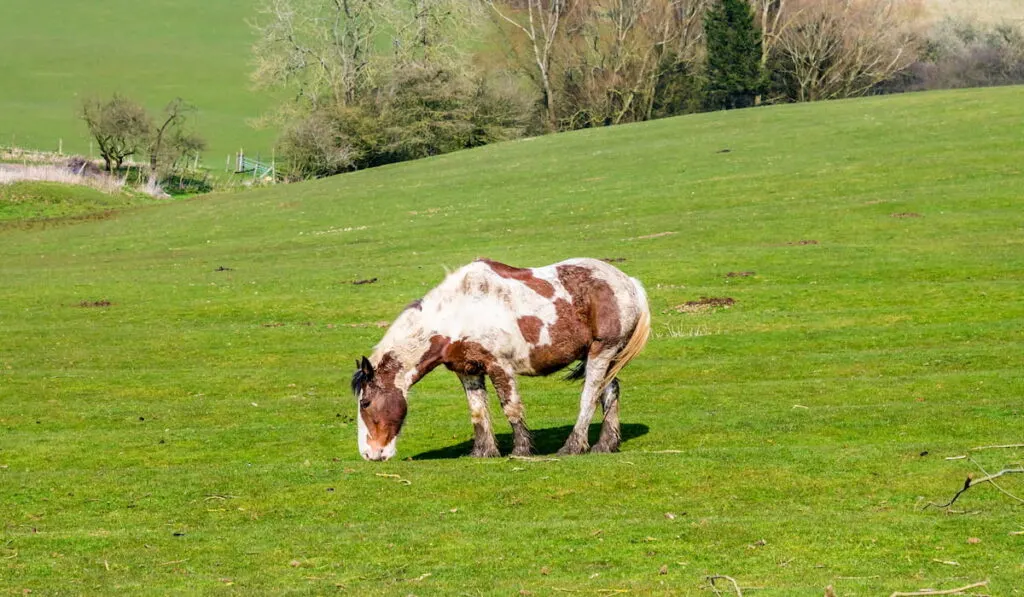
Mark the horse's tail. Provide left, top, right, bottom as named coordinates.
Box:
left=598, top=277, right=651, bottom=393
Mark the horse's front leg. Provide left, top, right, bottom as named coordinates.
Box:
left=488, top=366, right=532, bottom=457
left=457, top=372, right=500, bottom=457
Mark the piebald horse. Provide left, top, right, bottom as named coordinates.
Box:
left=351, top=258, right=651, bottom=461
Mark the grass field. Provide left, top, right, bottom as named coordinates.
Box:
left=0, top=181, right=156, bottom=226
left=2, top=86, right=1023, bottom=595
left=0, top=0, right=272, bottom=166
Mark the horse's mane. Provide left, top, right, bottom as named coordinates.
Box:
left=351, top=368, right=370, bottom=396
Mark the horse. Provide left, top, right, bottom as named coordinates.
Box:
left=350, top=257, right=651, bottom=461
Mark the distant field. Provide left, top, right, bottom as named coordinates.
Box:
left=0, top=0, right=273, bottom=167
left=2, top=86, right=1022, bottom=594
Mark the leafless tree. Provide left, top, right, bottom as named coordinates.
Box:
left=251, top=0, right=383, bottom=110
left=774, top=0, right=924, bottom=101
left=483, top=0, right=578, bottom=129
left=386, top=0, right=482, bottom=63
left=147, top=99, right=205, bottom=189
left=80, top=95, right=152, bottom=172
left=558, top=0, right=678, bottom=127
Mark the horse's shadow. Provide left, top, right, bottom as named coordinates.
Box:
left=411, top=422, right=650, bottom=460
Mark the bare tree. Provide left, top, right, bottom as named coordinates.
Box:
left=483, top=0, right=578, bottom=129
left=774, top=0, right=923, bottom=101
left=147, top=99, right=206, bottom=190
left=251, top=0, right=383, bottom=110
left=558, top=0, right=685, bottom=127
left=386, top=0, right=482, bottom=64
left=80, top=95, right=152, bottom=172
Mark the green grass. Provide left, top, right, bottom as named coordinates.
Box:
left=0, top=0, right=273, bottom=165
left=2, top=86, right=1023, bottom=595
left=0, top=182, right=157, bottom=226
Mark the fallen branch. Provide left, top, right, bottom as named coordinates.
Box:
left=968, top=457, right=1024, bottom=505
left=925, top=468, right=1024, bottom=509
left=888, top=579, right=988, bottom=597
left=706, top=575, right=743, bottom=597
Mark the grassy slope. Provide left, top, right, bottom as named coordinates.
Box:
left=1, top=87, right=1023, bottom=595
left=0, top=182, right=156, bottom=225
left=0, top=0, right=272, bottom=164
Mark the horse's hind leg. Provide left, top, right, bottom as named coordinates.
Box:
left=558, top=345, right=617, bottom=455
left=489, top=366, right=532, bottom=456
left=590, top=378, right=621, bottom=453
left=458, top=372, right=500, bottom=458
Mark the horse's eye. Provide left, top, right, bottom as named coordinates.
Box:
left=359, top=398, right=371, bottom=410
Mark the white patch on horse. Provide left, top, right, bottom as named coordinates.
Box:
left=357, top=397, right=372, bottom=458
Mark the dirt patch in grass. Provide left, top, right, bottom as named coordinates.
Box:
left=891, top=212, right=923, bottom=218
left=78, top=300, right=112, bottom=308
left=671, top=297, right=735, bottom=314
left=351, top=277, right=378, bottom=285
left=725, top=271, right=755, bottom=278
left=601, top=257, right=627, bottom=263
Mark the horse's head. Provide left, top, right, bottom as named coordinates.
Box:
left=351, top=355, right=408, bottom=461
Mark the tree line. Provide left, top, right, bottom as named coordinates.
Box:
left=81, top=0, right=1024, bottom=186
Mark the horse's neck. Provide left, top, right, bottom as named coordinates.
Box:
left=372, top=311, right=433, bottom=391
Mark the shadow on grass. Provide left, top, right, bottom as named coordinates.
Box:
left=412, top=422, right=649, bottom=460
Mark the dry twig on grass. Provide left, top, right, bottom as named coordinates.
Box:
left=970, top=443, right=1024, bottom=451
left=706, top=575, right=743, bottom=597
left=888, top=579, right=988, bottom=597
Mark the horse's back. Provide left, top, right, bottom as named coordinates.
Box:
left=423, top=258, right=647, bottom=377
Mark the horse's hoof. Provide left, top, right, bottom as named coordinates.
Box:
left=511, top=446, right=532, bottom=457
left=557, top=442, right=588, bottom=456
left=589, top=442, right=618, bottom=454
left=470, top=447, right=501, bottom=458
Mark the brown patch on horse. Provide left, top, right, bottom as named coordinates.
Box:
left=522, top=265, right=624, bottom=376
left=411, top=334, right=450, bottom=384
left=557, top=265, right=622, bottom=341
left=517, top=316, right=543, bottom=345
left=527, top=298, right=591, bottom=375
left=442, top=340, right=518, bottom=407
left=478, top=258, right=555, bottom=299
left=405, top=298, right=423, bottom=311
left=441, top=339, right=496, bottom=377
left=359, top=352, right=408, bottom=450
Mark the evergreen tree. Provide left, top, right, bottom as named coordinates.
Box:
left=704, top=0, right=765, bottom=110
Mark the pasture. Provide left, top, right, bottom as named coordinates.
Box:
left=0, top=0, right=273, bottom=164
left=2, top=86, right=1023, bottom=595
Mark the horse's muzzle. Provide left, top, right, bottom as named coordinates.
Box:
left=362, top=449, right=392, bottom=461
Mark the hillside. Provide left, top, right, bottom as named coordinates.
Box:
left=1, top=87, right=1023, bottom=595
left=0, top=0, right=271, bottom=163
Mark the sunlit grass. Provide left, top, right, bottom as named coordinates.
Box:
left=1, top=86, right=1022, bottom=595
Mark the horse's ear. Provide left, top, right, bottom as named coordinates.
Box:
left=352, top=356, right=375, bottom=396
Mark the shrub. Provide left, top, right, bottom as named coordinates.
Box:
left=885, top=18, right=1024, bottom=92
left=277, top=63, right=531, bottom=179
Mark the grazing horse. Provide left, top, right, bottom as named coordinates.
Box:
left=351, top=258, right=651, bottom=461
